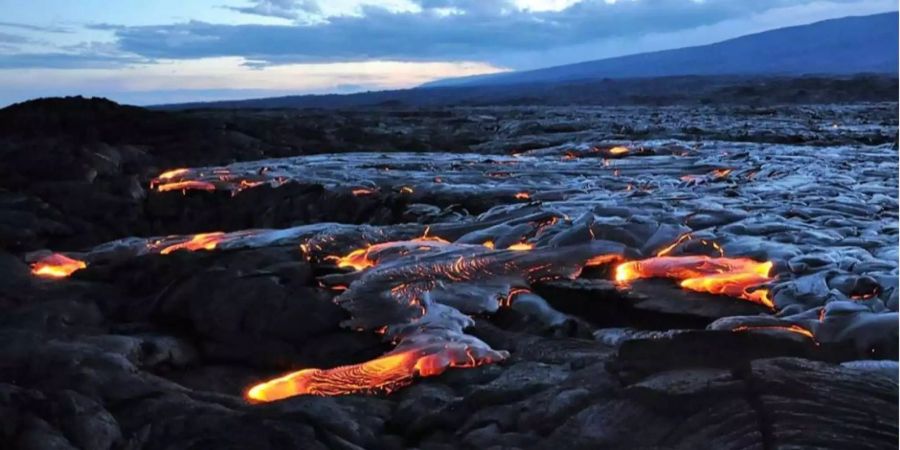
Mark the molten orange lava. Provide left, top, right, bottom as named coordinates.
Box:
left=330, top=236, right=451, bottom=271
left=246, top=345, right=497, bottom=401
left=352, top=188, right=376, bottom=196
left=654, top=234, right=692, bottom=257
left=608, top=146, right=629, bottom=155
left=507, top=242, right=534, bottom=251
left=156, top=168, right=189, bottom=181
left=515, top=192, right=531, bottom=200
left=159, top=232, right=226, bottom=255
left=155, top=181, right=216, bottom=193
left=614, top=255, right=774, bottom=308
left=30, top=253, right=87, bottom=278
left=334, top=248, right=372, bottom=270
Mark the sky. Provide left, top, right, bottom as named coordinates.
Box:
left=0, top=0, right=895, bottom=105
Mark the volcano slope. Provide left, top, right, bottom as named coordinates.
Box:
left=1, top=99, right=898, bottom=449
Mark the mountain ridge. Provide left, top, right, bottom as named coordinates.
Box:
left=423, top=12, right=898, bottom=88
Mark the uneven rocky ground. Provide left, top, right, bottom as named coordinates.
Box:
left=0, top=98, right=898, bottom=449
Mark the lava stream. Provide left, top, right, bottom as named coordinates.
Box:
left=614, top=255, right=774, bottom=308
left=30, top=253, right=87, bottom=278
left=158, top=232, right=226, bottom=254
left=246, top=343, right=504, bottom=401
left=328, top=236, right=451, bottom=271
left=154, top=180, right=217, bottom=193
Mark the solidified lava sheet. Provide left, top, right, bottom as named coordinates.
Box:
left=7, top=104, right=899, bottom=449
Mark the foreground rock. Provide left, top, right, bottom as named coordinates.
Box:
left=0, top=98, right=896, bottom=449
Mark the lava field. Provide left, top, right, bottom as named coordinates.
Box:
left=1, top=100, right=898, bottom=449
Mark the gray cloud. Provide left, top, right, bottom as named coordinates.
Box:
left=0, top=53, right=144, bottom=69
left=110, top=0, right=866, bottom=66
left=0, top=21, right=72, bottom=34
left=224, top=0, right=319, bottom=20
left=0, top=46, right=149, bottom=69
left=0, top=31, right=31, bottom=45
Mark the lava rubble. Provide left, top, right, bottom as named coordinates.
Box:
left=7, top=130, right=899, bottom=448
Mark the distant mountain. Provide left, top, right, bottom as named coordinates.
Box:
left=424, top=12, right=899, bottom=88
left=156, top=74, right=897, bottom=110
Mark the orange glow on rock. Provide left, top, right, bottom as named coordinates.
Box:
left=514, top=192, right=531, bottom=200
left=654, top=234, right=692, bottom=257
left=30, top=253, right=87, bottom=278
left=732, top=324, right=815, bottom=341
left=501, top=287, right=532, bottom=308
left=608, top=146, right=629, bottom=155
left=156, top=168, right=189, bottom=180
left=159, top=232, right=226, bottom=255
left=614, top=255, right=774, bottom=308
left=713, top=169, right=733, bottom=178
left=584, top=254, right=623, bottom=267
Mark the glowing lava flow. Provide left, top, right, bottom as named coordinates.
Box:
left=584, top=254, right=623, bottom=267
left=614, top=255, right=774, bottom=308
left=507, top=242, right=534, bottom=251
left=158, top=232, right=226, bottom=254
left=352, top=188, right=377, bottom=196
left=30, top=253, right=87, bottom=278
left=329, top=236, right=451, bottom=271
left=155, top=168, right=189, bottom=181
left=155, top=180, right=216, bottom=193
left=246, top=343, right=501, bottom=401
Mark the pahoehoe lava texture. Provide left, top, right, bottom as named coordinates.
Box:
left=1, top=99, right=897, bottom=449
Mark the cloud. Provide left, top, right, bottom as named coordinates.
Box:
left=0, top=41, right=150, bottom=69
left=0, top=21, right=72, bottom=34
left=0, top=52, right=148, bottom=69
left=109, top=0, right=877, bottom=67
left=224, top=0, right=320, bottom=20
left=0, top=57, right=506, bottom=106
left=0, top=31, right=31, bottom=45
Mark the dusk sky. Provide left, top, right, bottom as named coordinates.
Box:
left=0, top=0, right=896, bottom=105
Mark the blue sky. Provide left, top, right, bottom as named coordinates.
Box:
left=0, top=0, right=895, bottom=105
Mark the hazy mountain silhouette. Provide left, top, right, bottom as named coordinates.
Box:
left=424, top=12, right=898, bottom=88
